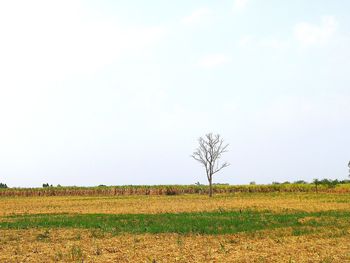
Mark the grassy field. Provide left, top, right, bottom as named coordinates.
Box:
left=0, top=192, right=350, bottom=262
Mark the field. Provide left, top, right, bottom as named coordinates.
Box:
left=1, top=191, right=350, bottom=262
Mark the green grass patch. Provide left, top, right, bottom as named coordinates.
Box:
left=0, top=210, right=349, bottom=236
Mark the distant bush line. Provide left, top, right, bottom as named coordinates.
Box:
left=1, top=181, right=350, bottom=197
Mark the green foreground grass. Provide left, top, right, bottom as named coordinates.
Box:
left=1, top=210, right=349, bottom=236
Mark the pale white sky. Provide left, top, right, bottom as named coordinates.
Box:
left=0, top=1, right=349, bottom=187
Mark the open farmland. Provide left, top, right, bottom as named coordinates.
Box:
left=1, top=191, right=350, bottom=262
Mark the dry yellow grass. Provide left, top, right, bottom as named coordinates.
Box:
left=0, top=229, right=349, bottom=262
left=0, top=193, right=349, bottom=216
left=1, top=193, right=350, bottom=262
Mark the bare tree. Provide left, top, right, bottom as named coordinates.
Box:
left=191, top=133, right=230, bottom=197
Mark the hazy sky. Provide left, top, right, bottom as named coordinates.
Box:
left=0, top=0, right=349, bottom=187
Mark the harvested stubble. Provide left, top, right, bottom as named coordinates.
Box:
left=1, top=193, right=350, bottom=262
left=0, top=193, right=350, bottom=216
left=0, top=229, right=349, bottom=262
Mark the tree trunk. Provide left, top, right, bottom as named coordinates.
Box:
left=209, top=177, right=213, bottom=197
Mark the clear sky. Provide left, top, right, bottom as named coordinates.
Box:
left=0, top=0, right=349, bottom=187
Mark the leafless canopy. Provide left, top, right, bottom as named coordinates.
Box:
left=191, top=133, right=229, bottom=196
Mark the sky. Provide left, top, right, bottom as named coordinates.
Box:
left=0, top=0, right=349, bottom=187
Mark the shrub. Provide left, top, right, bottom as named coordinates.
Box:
left=294, top=180, right=307, bottom=184
left=70, top=245, right=83, bottom=261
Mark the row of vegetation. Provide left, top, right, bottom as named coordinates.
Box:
left=0, top=210, right=348, bottom=235
left=1, top=180, right=350, bottom=196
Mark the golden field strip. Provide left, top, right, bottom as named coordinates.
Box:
left=0, top=193, right=350, bottom=262
left=1, top=193, right=350, bottom=216
left=1, top=229, right=350, bottom=262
